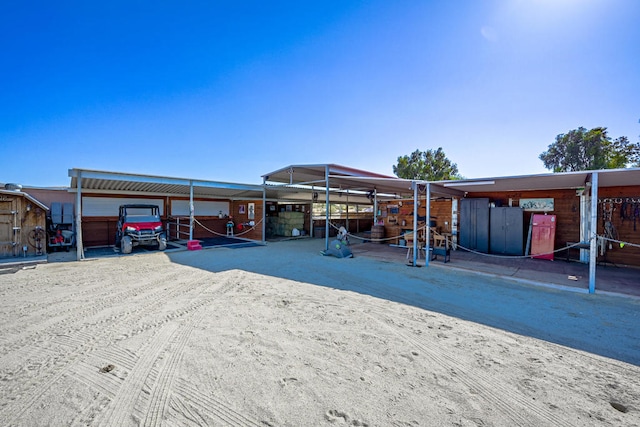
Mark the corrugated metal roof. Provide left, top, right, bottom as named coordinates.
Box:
left=67, top=168, right=373, bottom=204
left=262, top=164, right=395, bottom=184
left=433, top=168, right=640, bottom=194
left=262, top=164, right=421, bottom=198
left=69, top=169, right=268, bottom=200
left=262, top=164, right=640, bottom=198
left=68, top=166, right=640, bottom=205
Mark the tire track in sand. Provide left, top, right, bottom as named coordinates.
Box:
left=364, top=308, right=574, bottom=427
left=140, top=293, right=216, bottom=426
left=0, top=268, right=211, bottom=425
left=95, top=281, right=246, bottom=427
left=173, top=378, right=264, bottom=427
left=0, top=270, right=179, bottom=364
left=93, top=322, right=179, bottom=427
left=64, top=344, right=139, bottom=400
left=138, top=276, right=264, bottom=427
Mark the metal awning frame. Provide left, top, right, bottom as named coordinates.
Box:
left=68, top=168, right=268, bottom=260
left=262, top=164, right=640, bottom=292
left=68, top=165, right=640, bottom=294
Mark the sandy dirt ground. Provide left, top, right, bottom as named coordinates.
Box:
left=1, top=240, right=639, bottom=426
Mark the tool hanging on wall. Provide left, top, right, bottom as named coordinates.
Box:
left=599, top=197, right=640, bottom=229
left=599, top=199, right=618, bottom=252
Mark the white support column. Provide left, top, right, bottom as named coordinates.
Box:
left=325, top=165, right=330, bottom=251
left=75, top=172, right=84, bottom=261
left=580, top=190, right=589, bottom=263
left=189, top=180, right=194, bottom=241
left=589, top=172, right=598, bottom=293
left=425, top=183, right=431, bottom=267
left=373, top=189, right=378, bottom=224
left=451, top=197, right=458, bottom=250
left=310, top=185, right=315, bottom=238
left=262, top=185, right=266, bottom=243
left=346, top=190, right=349, bottom=231
left=412, top=181, right=419, bottom=266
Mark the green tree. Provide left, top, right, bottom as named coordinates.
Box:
left=539, top=127, right=640, bottom=172
left=393, top=148, right=462, bottom=181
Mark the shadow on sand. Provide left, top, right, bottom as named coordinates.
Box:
left=165, top=238, right=640, bottom=366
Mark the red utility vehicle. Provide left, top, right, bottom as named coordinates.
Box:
left=115, top=204, right=167, bottom=254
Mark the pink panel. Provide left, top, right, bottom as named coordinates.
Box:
left=531, top=214, right=556, bottom=260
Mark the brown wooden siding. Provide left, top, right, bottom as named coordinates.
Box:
left=79, top=195, right=265, bottom=247
left=229, top=200, right=264, bottom=241
left=82, top=217, right=117, bottom=248
left=471, top=189, right=580, bottom=258
left=72, top=185, right=640, bottom=267
left=597, top=186, right=640, bottom=267
left=376, top=186, right=640, bottom=268
left=429, top=199, right=453, bottom=233
left=379, top=199, right=452, bottom=244
left=0, top=193, right=48, bottom=257
left=470, top=186, right=640, bottom=267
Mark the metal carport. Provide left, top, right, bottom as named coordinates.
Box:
left=262, top=164, right=640, bottom=293
left=68, top=168, right=271, bottom=261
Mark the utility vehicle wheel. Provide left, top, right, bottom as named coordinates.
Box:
left=158, top=233, right=167, bottom=251
left=121, top=236, right=133, bottom=254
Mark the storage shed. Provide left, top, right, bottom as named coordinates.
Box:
left=0, top=184, right=49, bottom=258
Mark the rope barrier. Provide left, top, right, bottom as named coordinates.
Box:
left=329, top=222, right=450, bottom=244
left=451, top=239, right=596, bottom=259
left=598, top=235, right=640, bottom=249
left=327, top=221, right=422, bottom=243
left=192, top=217, right=264, bottom=238
left=328, top=222, right=615, bottom=260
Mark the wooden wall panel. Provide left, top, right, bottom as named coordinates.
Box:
left=429, top=200, right=453, bottom=232
left=77, top=195, right=265, bottom=247
left=597, top=185, right=640, bottom=267
left=470, top=189, right=579, bottom=258
left=471, top=186, right=640, bottom=267
left=0, top=193, right=47, bottom=257
left=82, top=218, right=117, bottom=248
left=230, top=201, right=264, bottom=241
left=192, top=218, right=226, bottom=239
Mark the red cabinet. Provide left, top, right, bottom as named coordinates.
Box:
left=531, top=214, right=556, bottom=260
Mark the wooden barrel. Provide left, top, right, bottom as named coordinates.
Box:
left=371, top=225, right=385, bottom=243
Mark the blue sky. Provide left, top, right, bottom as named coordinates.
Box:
left=1, top=0, right=639, bottom=187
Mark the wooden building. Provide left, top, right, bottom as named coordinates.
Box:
left=263, top=165, right=640, bottom=294
left=379, top=184, right=640, bottom=268
left=0, top=185, right=49, bottom=258
left=58, top=165, right=640, bottom=294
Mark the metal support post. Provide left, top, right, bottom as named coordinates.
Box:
left=425, top=183, right=431, bottom=267
left=412, top=182, right=419, bottom=266
left=75, top=172, right=84, bottom=261
left=589, top=173, right=598, bottom=293
left=189, top=181, right=194, bottom=241
left=262, top=185, right=266, bottom=243
left=325, top=165, right=330, bottom=252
